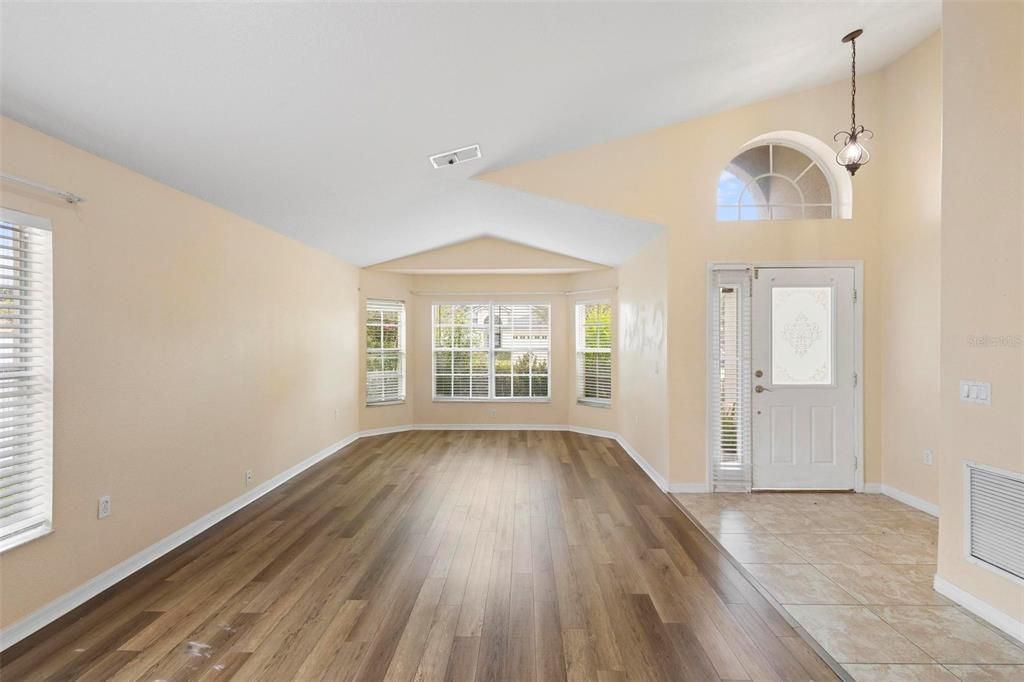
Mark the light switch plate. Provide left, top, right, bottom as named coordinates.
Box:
left=960, top=380, right=992, bottom=405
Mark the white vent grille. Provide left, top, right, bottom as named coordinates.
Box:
left=966, top=462, right=1024, bottom=581
left=429, top=144, right=481, bottom=169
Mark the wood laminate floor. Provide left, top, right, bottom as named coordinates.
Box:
left=1, top=430, right=839, bottom=681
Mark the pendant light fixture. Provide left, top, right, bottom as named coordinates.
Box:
left=834, top=29, right=872, bottom=176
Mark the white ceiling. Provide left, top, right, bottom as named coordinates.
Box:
left=0, top=2, right=940, bottom=267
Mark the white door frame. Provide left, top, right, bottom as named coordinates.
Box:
left=706, top=260, right=864, bottom=493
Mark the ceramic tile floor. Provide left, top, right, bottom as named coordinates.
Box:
left=673, top=492, right=1024, bottom=682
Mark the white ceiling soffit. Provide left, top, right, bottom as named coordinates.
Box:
left=0, top=2, right=940, bottom=267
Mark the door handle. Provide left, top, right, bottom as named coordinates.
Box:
left=755, top=385, right=771, bottom=393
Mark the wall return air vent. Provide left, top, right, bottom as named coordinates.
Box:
left=964, top=461, right=1024, bottom=582
left=429, top=144, right=481, bottom=169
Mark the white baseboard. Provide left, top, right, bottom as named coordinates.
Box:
left=933, top=574, right=1024, bottom=644
left=358, top=424, right=415, bottom=437
left=610, top=433, right=669, bottom=491
left=668, top=483, right=711, bottom=494
left=415, top=423, right=570, bottom=431
left=860, top=482, right=939, bottom=517
left=879, top=484, right=939, bottom=517
left=0, top=431, right=361, bottom=650
left=566, top=425, right=619, bottom=440
left=1, top=422, right=689, bottom=649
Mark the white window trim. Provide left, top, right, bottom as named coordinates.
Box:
left=575, top=299, right=612, bottom=408
left=431, top=302, right=552, bottom=403
left=0, top=207, right=54, bottom=555
left=365, top=299, right=406, bottom=406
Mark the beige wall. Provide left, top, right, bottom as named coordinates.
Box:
left=617, top=235, right=670, bottom=479
left=0, top=118, right=361, bottom=628
left=937, top=1, right=1024, bottom=625
left=878, top=33, right=943, bottom=505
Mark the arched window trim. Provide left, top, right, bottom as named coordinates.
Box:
left=718, top=131, right=853, bottom=221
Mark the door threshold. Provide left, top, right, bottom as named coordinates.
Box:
left=750, top=488, right=854, bottom=493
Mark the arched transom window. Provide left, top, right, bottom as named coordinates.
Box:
left=717, top=143, right=836, bottom=221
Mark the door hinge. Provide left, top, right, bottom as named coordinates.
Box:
left=853, top=288, right=858, bottom=303
left=853, top=372, right=859, bottom=387
left=753, top=268, right=759, bottom=280
left=854, top=456, right=859, bottom=471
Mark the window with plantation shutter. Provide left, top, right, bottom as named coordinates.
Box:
left=432, top=303, right=550, bottom=401
left=365, top=300, right=405, bottom=404
left=575, top=302, right=611, bottom=406
left=0, top=209, right=53, bottom=554
left=710, top=268, right=751, bottom=492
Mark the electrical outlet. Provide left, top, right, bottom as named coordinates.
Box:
left=923, top=449, right=934, bottom=465
left=334, top=407, right=340, bottom=420
left=489, top=408, right=497, bottom=418
left=244, top=469, right=254, bottom=487
left=98, top=495, right=111, bottom=519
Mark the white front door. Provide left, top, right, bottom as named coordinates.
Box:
left=751, top=267, right=857, bottom=489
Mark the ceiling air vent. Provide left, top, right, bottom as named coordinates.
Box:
left=429, top=144, right=481, bottom=169
left=965, top=462, right=1024, bottom=581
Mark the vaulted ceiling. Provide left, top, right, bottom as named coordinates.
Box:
left=0, top=2, right=940, bottom=267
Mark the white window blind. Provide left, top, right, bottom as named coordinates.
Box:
left=432, top=303, right=550, bottom=401
left=710, top=269, right=751, bottom=492
left=575, top=302, right=612, bottom=406
left=365, top=300, right=405, bottom=404
left=0, top=212, right=53, bottom=554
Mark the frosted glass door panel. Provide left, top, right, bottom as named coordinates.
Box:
left=771, top=287, right=833, bottom=385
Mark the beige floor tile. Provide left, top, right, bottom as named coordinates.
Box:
left=786, top=605, right=933, bottom=663
left=677, top=493, right=1018, bottom=674
left=815, top=563, right=948, bottom=606
left=776, top=533, right=879, bottom=564
left=899, top=564, right=947, bottom=598
left=814, top=511, right=885, bottom=534
left=852, top=494, right=921, bottom=513
left=944, top=664, right=1024, bottom=680
left=748, top=511, right=825, bottom=534
left=844, top=664, right=960, bottom=681
left=718, top=532, right=805, bottom=563
left=689, top=508, right=767, bottom=533
left=851, top=533, right=938, bottom=564
left=872, top=606, right=1024, bottom=665
left=744, top=563, right=858, bottom=605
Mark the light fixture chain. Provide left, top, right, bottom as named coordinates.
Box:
left=850, top=38, right=857, bottom=131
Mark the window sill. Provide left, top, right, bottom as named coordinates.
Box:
left=0, top=524, right=52, bottom=555
left=366, top=400, right=406, bottom=407
left=577, top=400, right=612, bottom=409
left=432, top=398, right=552, bottom=404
